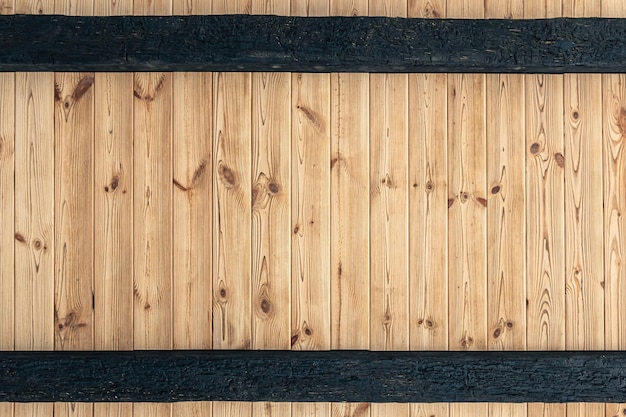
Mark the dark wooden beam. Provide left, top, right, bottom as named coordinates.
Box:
left=0, top=350, right=624, bottom=402
left=2, top=15, right=626, bottom=72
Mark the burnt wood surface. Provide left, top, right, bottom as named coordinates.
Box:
left=0, top=350, right=624, bottom=402
left=1, top=15, right=626, bottom=72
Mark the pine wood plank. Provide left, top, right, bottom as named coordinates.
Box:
left=450, top=403, right=486, bottom=417
left=53, top=402, right=92, bottom=417
left=602, top=0, right=626, bottom=16
left=446, top=0, right=481, bottom=17
left=485, top=74, right=526, bottom=351
left=0, top=0, right=13, bottom=13
left=14, top=0, right=52, bottom=13
left=331, top=403, right=370, bottom=417
left=53, top=72, right=95, bottom=351
left=212, top=0, right=250, bottom=13
left=173, top=0, right=211, bottom=13
left=252, top=402, right=291, bottom=417
left=212, top=71, right=252, bottom=350
left=370, top=72, right=409, bottom=351
left=564, top=73, right=604, bottom=350
left=330, top=0, right=366, bottom=15
left=93, top=0, right=131, bottom=15
left=291, top=72, right=331, bottom=351
left=173, top=402, right=212, bottom=417
left=15, top=72, right=55, bottom=351
left=291, top=0, right=328, bottom=15
left=488, top=404, right=526, bottom=417
left=330, top=72, right=370, bottom=350
left=94, top=73, right=133, bottom=351
left=563, top=0, right=600, bottom=16
left=525, top=74, right=565, bottom=351
left=410, top=404, right=448, bottom=417
left=566, top=403, right=605, bottom=417
left=523, top=0, right=561, bottom=17
left=54, top=0, right=92, bottom=14
left=172, top=72, right=213, bottom=350
left=133, top=0, right=171, bottom=14
left=15, top=403, right=52, bottom=417
left=447, top=72, right=487, bottom=351
left=408, top=74, right=448, bottom=351
left=408, top=0, right=444, bottom=17
left=133, top=404, right=171, bottom=417
left=484, top=0, right=521, bottom=18
left=251, top=66, right=291, bottom=348
left=213, top=402, right=251, bottom=417
left=293, top=403, right=330, bottom=417
left=0, top=73, right=14, bottom=352
left=606, top=404, right=626, bottom=417
left=94, top=404, right=132, bottom=417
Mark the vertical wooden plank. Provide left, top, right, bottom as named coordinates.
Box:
left=212, top=0, right=249, bottom=13
left=0, top=73, right=14, bottom=352
left=14, top=0, right=53, bottom=13
left=15, top=72, right=55, bottom=352
left=566, top=404, right=605, bottom=417
left=484, top=0, right=521, bottom=17
left=564, top=72, right=604, bottom=352
left=252, top=403, right=291, bottom=417
left=486, top=73, right=527, bottom=350
left=133, top=404, right=171, bottom=417
left=94, top=73, right=133, bottom=352
left=212, top=71, right=252, bottom=351
left=214, top=403, right=252, bottom=417
left=488, top=404, right=526, bottom=417
left=53, top=0, right=92, bottom=14
left=563, top=0, right=600, bottom=16
left=606, top=404, right=626, bottom=417
left=602, top=0, right=626, bottom=17
left=53, top=72, right=95, bottom=351
left=447, top=72, right=487, bottom=352
left=173, top=0, right=210, bottom=13
left=291, top=0, right=331, bottom=355
left=330, top=71, right=370, bottom=351
left=293, top=404, right=330, bottom=417
left=523, top=0, right=560, bottom=17
left=14, top=71, right=55, bottom=417
left=408, top=0, right=444, bottom=16
left=93, top=0, right=131, bottom=14
left=250, top=0, right=291, bottom=353
left=133, top=0, right=170, bottom=14
left=332, top=403, right=370, bottom=417
left=450, top=404, right=487, bottom=417
left=330, top=0, right=366, bottom=14
left=172, top=72, right=213, bottom=350
left=0, top=0, right=13, bottom=13
left=132, top=71, right=173, bottom=351
left=410, top=404, right=448, bottom=417
left=173, top=402, right=211, bottom=417
left=94, top=404, right=132, bottom=417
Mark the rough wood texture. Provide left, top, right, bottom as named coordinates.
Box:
left=5, top=16, right=626, bottom=72
left=1, top=350, right=626, bottom=402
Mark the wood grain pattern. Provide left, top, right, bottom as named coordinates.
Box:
left=564, top=73, right=604, bottom=350
left=94, top=73, right=133, bottom=351
left=172, top=72, right=213, bottom=350
left=173, top=402, right=212, bottom=417
left=133, top=0, right=171, bottom=14
left=484, top=0, right=522, bottom=18
left=0, top=0, right=13, bottom=13
left=15, top=403, right=52, bottom=417
left=93, top=0, right=131, bottom=15
left=451, top=403, right=487, bottom=417
left=133, top=404, right=171, bottom=417
left=212, top=72, right=252, bottom=350
left=0, top=73, right=14, bottom=352
left=602, top=0, right=626, bottom=16
left=252, top=402, right=291, bottom=417
left=293, top=403, right=330, bottom=417
left=566, top=403, right=604, bottom=417
left=53, top=72, right=95, bottom=351
left=408, top=73, right=448, bottom=351
left=14, top=0, right=52, bottom=13
left=330, top=72, right=370, bottom=349
left=370, top=72, right=409, bottom=352
left=173, top=0, right=211, bottom=14
left=525, top=74, right=565, bottom=351
left=291, top=73, right=331, bottom=351
left=523, top=0, right=561, bottom=17
left=213, top=402, right=251, bottom=417
left=212, top=0, right=250, bottom=13
left=486, top=74, right=526, bottom=351
left=54, top=0, right=92, bottom=14
left=563, top=0, right=600, bottom=16
left=410, top=404, right=448, bottom=417
left=133, top=72, right=173, bottom=350
left=291, top=0, right=328, bottom=15
left=331, top=0, right=366, bottom=15
left=331, top=403, right=370, bottom=417
left=15, top=72, right=55, bottom=351
left=408, top=0, right=445, bottom=17
left=94, top=403, right=132, bottom=417
left=606, top=404, right=626, bottom=417
left=447, top=73, right=487, bottom=351
left=489, top=404, right=526, bottom=417
left=446, top=0, right=481, bottom=17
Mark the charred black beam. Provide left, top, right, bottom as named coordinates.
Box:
left=0, top=350, right=624, bottom=402
left=1, top=15, right=626, bottom=72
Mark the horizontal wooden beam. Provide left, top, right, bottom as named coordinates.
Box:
left=2, top=15, right=626, bottom=72
left=0, top=350, right=625, bottom=402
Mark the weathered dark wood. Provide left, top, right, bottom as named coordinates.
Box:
left=0, top=350, right=624, bottom=402
left=2, top=15, right=626, bottom=72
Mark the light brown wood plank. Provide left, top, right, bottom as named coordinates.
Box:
left=94, top=73, right=133, bottom=351
left=565, top=403, right=604, bottom=417
left=331, top=403, right=370, bottom=417
left=564, top=73, right=604, bottom=350
left=293, top=403, right=330, bottom=417
left=408, top=0, right=444, bottom=16
left=93, top=0, right=131, bottom=15
left=410, top=404, right=448, bottom=417
left=250, top=72, right=291, bottom=350
left=484, top=0, right=521, bottom=17
left=525, top=74, right=565, bottom=351
left=211, top=0, right=250, bottom=13
left=488, top=404, right=526, bottom=417
left=291, top=73, right=331, bottom=350
left=54, top=0, right=92, bottom=14
left=408, top=73, right=448, bottom=351
left=173, top=402, right=212, bottom=417
left=330, top=72, right=370, bottom=349
left=133, top=72, right=173, bottom=350
left=291, top=0, right=328, bottom=15
left=173, top=0, right=211, bottom=13
left=330, top=0, right=366, bottom=15
left=214, top=402, right=252, bottom=417
left=0, top=0, right=13, bottom=13
left=133, top=0, right=170, bottom=14
left=15, top=72, right=55, bottom=351
left=94, top=404, right=132, bottom=417
left=172, top=72, right=213, bottom=350
left=447, top=73, right=487, bottom=351
left=606, top=404, right=626, bottom=417
left=252, top=403, right=291, bottom=417
left=133, top=404, right=171, bottom=417
left=563, top=0, right=600, bottom=16
left=446, top=0, right=481, bottom=17
left=0, top=73, right=14, bottom=352
left=212, top=72, right=252, bottom=350
left=53, top=72, right=95, bottom=351
left=14, top=0, right=52, bottom=13
left=485, top=74, right=526, bottom=351
left=371, top=404, right=409, bottom=417
left=450, top=403, right=487, bottom=417
left=602, top=0, right=626, bottom=16
left=54, top=402, right=93, bottom=417
left=370, top=73, right=409, bottom=351
left=523, top=0, right=561, bottom=17
left=15, top=403, right=53, bottom=417
left=368, top=0, right=405, bottom=15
